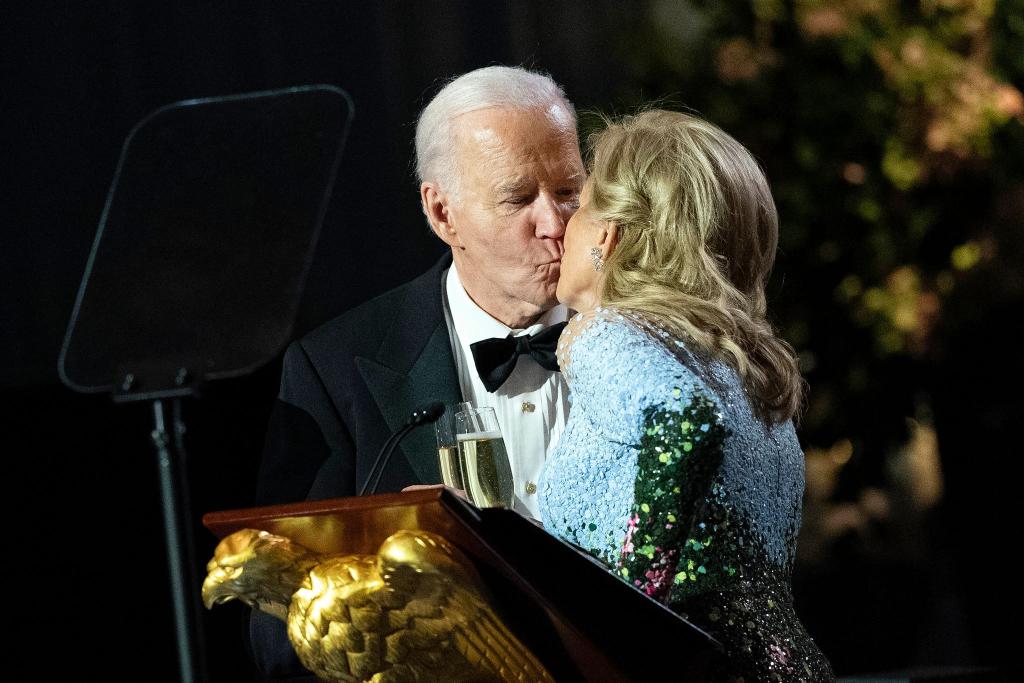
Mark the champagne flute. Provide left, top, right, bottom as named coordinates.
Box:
left=454, top=406, right=514, bottom=509
left=435, top=402, right=465, bottom=490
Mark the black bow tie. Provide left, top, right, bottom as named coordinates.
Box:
left=469, top=322, right=567, bottom=393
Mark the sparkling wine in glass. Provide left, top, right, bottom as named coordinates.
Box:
left=454, top=406, right=514, bottom=509
left=435, top=402, right=465, bottom=490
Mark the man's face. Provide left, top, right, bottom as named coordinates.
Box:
left=445, top=105, right=584, bottom=319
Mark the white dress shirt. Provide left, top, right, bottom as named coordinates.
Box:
left=440, top=263, right=571, bottom=520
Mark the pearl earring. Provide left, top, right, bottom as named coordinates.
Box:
left=590, top=246, right=603, bottom=272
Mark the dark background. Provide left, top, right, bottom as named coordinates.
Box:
left=3, top=2, right=1018, bottom=680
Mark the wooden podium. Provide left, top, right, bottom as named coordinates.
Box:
left=203, top=488, right=722, bottom=681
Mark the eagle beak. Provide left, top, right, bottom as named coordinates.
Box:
left=201, top=571, right=237, bottom=610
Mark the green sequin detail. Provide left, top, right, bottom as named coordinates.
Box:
left=614, top=393, right=728, bottom=600
left=610, top=389, right=833, bottom=681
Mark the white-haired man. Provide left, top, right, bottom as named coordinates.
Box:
left=251, top=65, right=583, bottom=679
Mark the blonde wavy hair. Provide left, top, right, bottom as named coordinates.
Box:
left=588, top=109, right=806, bottom=424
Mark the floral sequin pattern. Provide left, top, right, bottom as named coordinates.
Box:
left=615, top=393, right=729, bottom=602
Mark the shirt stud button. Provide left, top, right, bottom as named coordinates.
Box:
left=525, top=481, right=537, bottom=494
left=521, top=401, right=535, bottom=413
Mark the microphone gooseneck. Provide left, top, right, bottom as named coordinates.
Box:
left=359, top=401, right=447, bottom=496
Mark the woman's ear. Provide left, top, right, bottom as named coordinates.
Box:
left=598, top=222, right=619, bottom=260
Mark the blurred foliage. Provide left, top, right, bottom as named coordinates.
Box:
left=608, top=0, right=1024, bottom=463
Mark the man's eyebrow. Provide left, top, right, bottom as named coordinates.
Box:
left=495, top=178, right=532, bottom=195
left=564, top=171, right=585, bottom=185
left=494, top=171, right=584, bottom=195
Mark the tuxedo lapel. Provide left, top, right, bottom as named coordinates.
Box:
left=355, top=252, right=462, bottom=484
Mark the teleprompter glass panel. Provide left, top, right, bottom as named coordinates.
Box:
left=60, top=86, right=352, bottom=395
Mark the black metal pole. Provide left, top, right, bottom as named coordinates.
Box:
left=152, top=398, right=207, bottom=683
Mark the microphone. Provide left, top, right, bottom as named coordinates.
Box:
left=358, top=401, right=446, bottom=496
left=406, top=402, right=445, bottom=427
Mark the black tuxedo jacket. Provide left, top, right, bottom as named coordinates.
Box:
left=250, top=250, right=463, bottom=678
left=257, top=250, right=462, bottom=507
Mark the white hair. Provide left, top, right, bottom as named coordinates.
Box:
left=414, top=65, right=576, bottom=197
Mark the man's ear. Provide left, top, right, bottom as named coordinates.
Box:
left=598, top=222, right=619, bottom=260
left=420, top=182, right=462, bottom=248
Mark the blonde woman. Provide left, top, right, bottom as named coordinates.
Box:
left=537, top=110, right=834, bottom=681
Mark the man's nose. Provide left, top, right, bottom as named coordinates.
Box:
left=534, top=195, right=567, bottom=239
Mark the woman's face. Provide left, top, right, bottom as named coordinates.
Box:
left=556, top=180, right=606, bottom=312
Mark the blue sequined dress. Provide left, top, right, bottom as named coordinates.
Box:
left=537, top=306, right=833, bottom=682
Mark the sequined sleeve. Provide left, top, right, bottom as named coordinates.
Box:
left=614, top=387, right=729, bottom=602
left=557, top=308, right=731, bottom=597
left=543, top=308, right=834, bottom=680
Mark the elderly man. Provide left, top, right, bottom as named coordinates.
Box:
left=250, top=65, right=584, bottom=678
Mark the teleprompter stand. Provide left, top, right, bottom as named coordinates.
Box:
left=58, top=86, right=354, bottom=682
